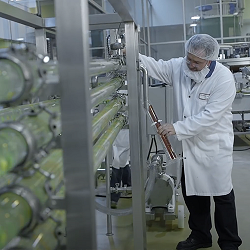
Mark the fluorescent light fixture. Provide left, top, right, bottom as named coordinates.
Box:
left=17, top=38, right=24, bottom=41
left=43, top=56, right=50, bottom=63
left=190, top=24, right=197, bottom=27
left=191, top=15, right=200, bottom=20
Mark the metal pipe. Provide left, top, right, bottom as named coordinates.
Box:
left=0, top=149, right=63, bottom=249
left=93, top=115, right=126, bottom=173
left=89, top=59, right=120, bottom=77
left=146, top=0, right=151, bottom=57
left=141, top=0, right=147, bottom=55
left=91, top=77, right=124, bottom=107
left=92, top=97, right=124, bottom=141
left=140, top=64, right=149, bottom=111
left=182, top=0, right=187, bottom=42
left=219, top=0, right=224, bottom=43
left=105, top=151, right=113, bottom=236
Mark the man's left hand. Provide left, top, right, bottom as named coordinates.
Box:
left=158, top=123, right=176, bottom=136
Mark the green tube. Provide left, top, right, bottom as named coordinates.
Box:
left=0, top=59, right=25, bottom=103
left=89, top=59, right=120, bottom=77
left=92, top=97, right=124, bottom=141
left=0, top=56, right=58, bottom=105
left=6, top=210, right=66, bottom=250
left=93, top=115, right=126, bottom=173
left=0, top=99, right=60, bottom=123
left=0, top=95, right=123, bottom=176
left=0, top=102, right=61, bottom=176
left=19, top=150, right=63, bottom=205
left=0, top=193, right=32, bottom=249
left=0, top=128, right=28, bottom=176
left=0, top=150, right=63, bottom=249
left=0, top=173, right=17, bottom=190
left=0, top=51, right=119, bottom=105
left=91, top=77, right=123, bottom=107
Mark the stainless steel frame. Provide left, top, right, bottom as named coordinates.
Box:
left=0, top=1, right=43, bottom=28
left=35, top=29, right=47, bottom=55
left=125, top=21, right=147, bottom=249
left=55, top=1, right=97, bottom=249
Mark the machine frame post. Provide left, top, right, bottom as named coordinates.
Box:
left=125, top=21, right=147, bottom=250
left=55, top=0, right=97, bottom=249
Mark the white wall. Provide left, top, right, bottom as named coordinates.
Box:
left=150, top=0, right=198, bottom=26
left=151, top=0, right=184, bottom=26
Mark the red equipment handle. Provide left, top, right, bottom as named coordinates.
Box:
left=148, top=104, right=177, bottom=160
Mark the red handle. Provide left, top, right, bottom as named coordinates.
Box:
left=148, top=105, right=177, bottom=160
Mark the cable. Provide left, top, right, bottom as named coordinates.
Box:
left=147, top=136, right=154, bottom=160
left=233, top=147, right=250, bottom=151
left=245, top=135, right=250, bottom=142
left=147, top=135, right=158, bottom=160
left=233, top=134, right=250, bottom=151
left=106, top=34, right=111, bottom=57
left=95, top=194, right=132, bottom=199
left=153, top=135, right=158, bottom=153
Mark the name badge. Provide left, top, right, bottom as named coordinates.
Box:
left=199, top=93, right=210, bottom=100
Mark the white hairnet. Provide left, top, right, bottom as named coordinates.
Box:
left=185, top=34, right=219, bottom=61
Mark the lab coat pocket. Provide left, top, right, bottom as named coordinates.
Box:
left=194, top=133, right=219, bottom=157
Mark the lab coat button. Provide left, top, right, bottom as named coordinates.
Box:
left=184, top=116, right=186, bottom=118
left=188, top=96, right=191, bottom=98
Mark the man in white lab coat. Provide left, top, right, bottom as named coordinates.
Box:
left=140, top=34, right=242, bottom=250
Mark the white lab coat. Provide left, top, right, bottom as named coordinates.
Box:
left=140, top=54, right=236, bottom=196
left=112, top=129, right=130, bottom=169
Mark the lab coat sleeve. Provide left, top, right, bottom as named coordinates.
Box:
left=139, top=54, right=174, bottom=85
left=173, top=72, right=236, bottom=140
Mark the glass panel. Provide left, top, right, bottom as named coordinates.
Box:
left=10, top=21, right=35, bottom=43
left=90, top=30, right=105, bottom=59
left=0, top=18, right=11, bottom=41
left=150, top=25, right=184, bottom=44
left=0, top=18, right=35, bottom=45
left=0, top=0, right=37, bottom=13
left=186, top=0, right=248, bottom=40
left=151, top=43, right=185, bottom=61
left=150, top=0, right=184, bottom=42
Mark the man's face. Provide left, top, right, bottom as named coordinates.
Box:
left=186, top=53, right=208, bottom=72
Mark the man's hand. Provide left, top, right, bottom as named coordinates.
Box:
left=158, top=123, right=176, bottom=136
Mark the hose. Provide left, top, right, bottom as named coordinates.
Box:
left=95, top=154, right=162, bottom=216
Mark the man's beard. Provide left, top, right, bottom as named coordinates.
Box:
left=183, top=58, right=210, bottom=83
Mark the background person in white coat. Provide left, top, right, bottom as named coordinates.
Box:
left=139, top=34, right=242, bottom=250
left=110, top=129, right=131, bottom=209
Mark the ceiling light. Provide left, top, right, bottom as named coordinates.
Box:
left=191, top=15, right=200, bottom=20
left=190, top=24, right=197, bottom=27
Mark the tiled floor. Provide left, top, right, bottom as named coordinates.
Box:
left=95, top=135, right=250, bottom=250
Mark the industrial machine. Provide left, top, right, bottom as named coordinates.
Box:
left=0, top=43, right=127, bottom=250
left=218, top=56, right=250, bottom=134
left=0, top=25, right=183, bottom=250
